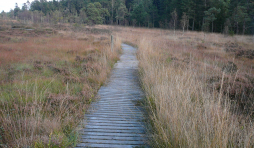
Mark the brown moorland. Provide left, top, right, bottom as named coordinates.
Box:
left=107, top=25, right=254, bottom=147
left=1, top=19, right=254, bottom=147
left=0, top=21, right=121, bottom=147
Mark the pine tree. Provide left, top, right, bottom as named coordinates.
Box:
left=86, top=3, right=102, bottom=25
left=116, top=2, right=127, bottom=25
left=131, top=2, right=148, bottom=27
left=204, top=7, right=221, bottom=32
left=14, top=3, right=20, bottom=17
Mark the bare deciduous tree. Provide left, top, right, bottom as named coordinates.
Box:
left=171, top=9, right=177, bottom=35
left=181, top=12, right=188, bottom=34
left=111, top=0, right=114, bottom=25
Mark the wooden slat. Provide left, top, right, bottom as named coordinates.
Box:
left=81, top=132, right=145, bottom=137
left=84, top=122, right=144, bottom=127
left=81, top=135, right=144, bottom=141
left=84, top=125, right=143, bottom=130
left=81, top=128, right=145, bottom=134
left=88, top=112, right=144, bottom=117
left=79, top=139, right=145, bottom=145
left=76, top=143, right=141, bottom=148
left=83, top=119, right=143, bottom=125
left=85, top=117, right=143, bottom=122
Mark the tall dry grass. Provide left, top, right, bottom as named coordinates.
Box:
left=0, top=26, right=122, bottom=147
left=111, top=26, right=254, bottom=147
left=138, top=38, right=254, bottom=147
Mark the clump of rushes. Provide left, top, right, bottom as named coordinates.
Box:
left=0, top=26, right=122, bottom=147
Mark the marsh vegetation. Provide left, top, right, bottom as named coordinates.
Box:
left=0, top=20, right=121, bottom=147
left=113, top=26, right=254, bottom=147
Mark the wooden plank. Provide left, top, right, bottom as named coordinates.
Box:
left=79, top=139, right=145, bottom=145
left=83, top=119, right=142, bottom=125
left=85, top=115, right=144, bottom=120
left=81, top=132, right=145, bottom=137
left=88, top=110, right=143, bottom=113
left=99, top=92, right=142, bottom=96
left=84, top=116, right=143, bottom=122
left=95, top=99, right=134, bottom=102
left=88, top=107, right=142, bottom=111
left=92, top=100, right=140, bottom=104
left=99, top=89, right=142, bottom=92
left=86, top=114, right=144, bottom=119
left=87, top=112, right=144, bottom=116
left=76, top=143, right=142, bottom=148
left=84, top=125, right=144, bottom=130
left=85, top=112, right=143, bottom=119
left=84, top=122, right=145, bottom=128
left=87, top=111, right=143, bottom=115
left=94, top=103, right=135, bottom=106
left=81, top=135, right=144, bottom=141
left=97, top=96, right=142, bottom=99
left=93, top=100, right=135, bottom=103
left=90, top=107, right=142, bottom=111
left=98, top=97, right=142, bottom=100
left=88, top=108, right=142, bottom=112
left=98, top=91, right=142, bottom=94
left=82, top=128, right=145, bottom=134
left=90, top=104, right=140, bottom=108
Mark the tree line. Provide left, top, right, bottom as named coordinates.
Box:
left=1, top=0, right=253, bottom=34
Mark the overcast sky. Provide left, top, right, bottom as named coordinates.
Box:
left=0, top=0, right=34, bottom=12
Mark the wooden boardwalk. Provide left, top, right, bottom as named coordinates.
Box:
left=76, top=44, right=148, bottom=148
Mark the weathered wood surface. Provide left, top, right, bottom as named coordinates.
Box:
left=76, top=44, right=148, bottom=148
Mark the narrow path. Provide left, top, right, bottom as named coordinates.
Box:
left=76, top=44, right=148, bottom=148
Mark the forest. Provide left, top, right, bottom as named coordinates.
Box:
left=1, top=0, right=254, bottom=34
